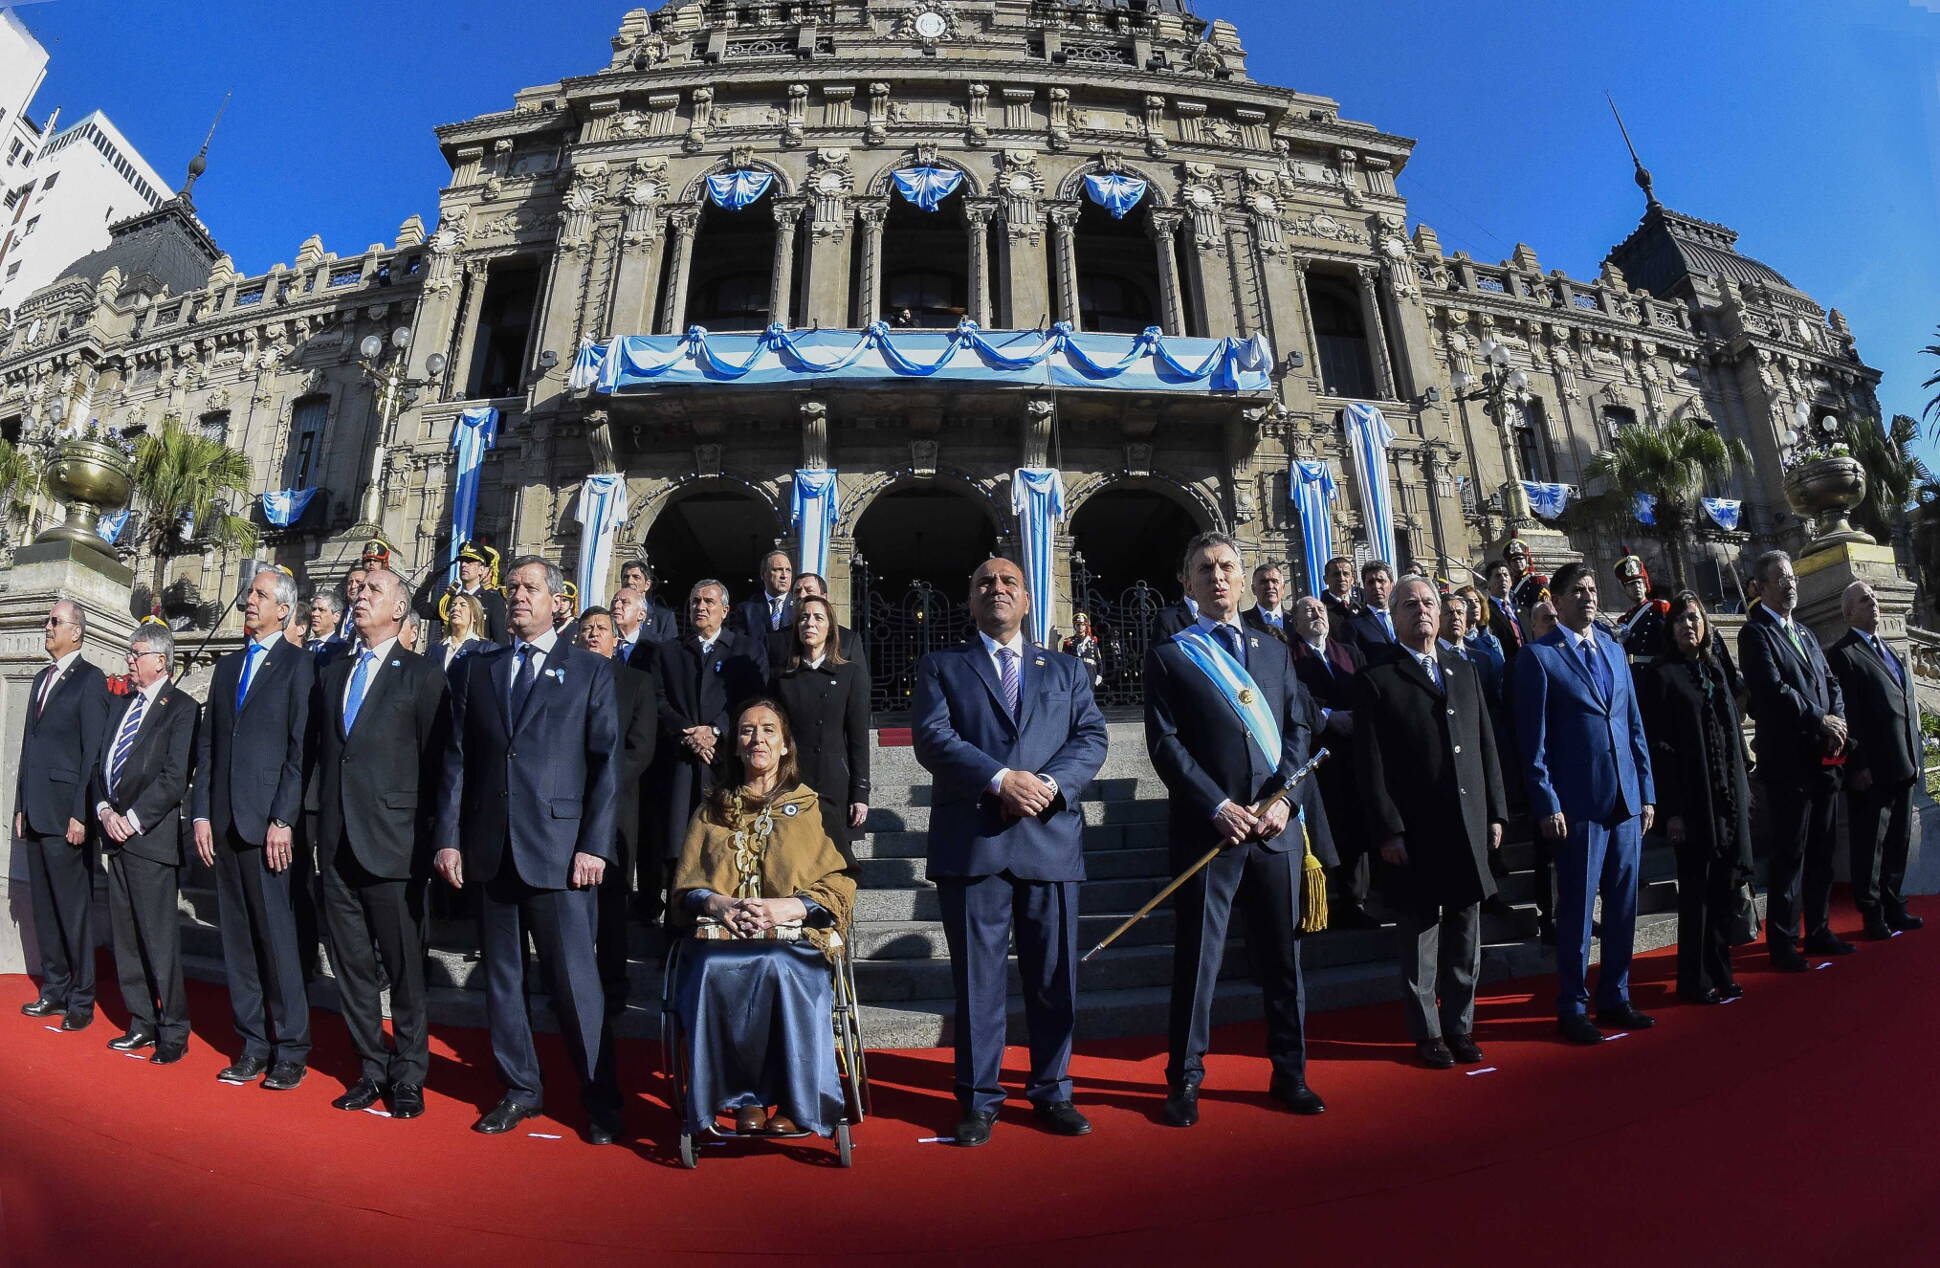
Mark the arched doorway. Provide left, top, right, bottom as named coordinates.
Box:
left=879, top=185, right=971, bottom=328
left=684, top=196, right=782, bottom=331
left=1069, top=484, right=1205, bottom=709
left=641, top=484, right=780, bottom=628
left=850, top=483, right=998, bottom=713
left=1073, top=200, right=1164, bottom=334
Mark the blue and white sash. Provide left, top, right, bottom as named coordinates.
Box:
left=1171, top=627, right=1283, bottom=773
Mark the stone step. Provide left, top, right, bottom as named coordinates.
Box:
left=854, top=820, right=1168, bottom=861
left=861, top=775, right=1173, bottom=817
left=862, top=795, right=1170, bottom=833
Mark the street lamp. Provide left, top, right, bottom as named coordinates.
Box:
left=1453, top=337, right=1536, bottom=529
left=352, top=325, right=447, bottom=534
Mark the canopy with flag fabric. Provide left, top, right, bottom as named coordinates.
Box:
left=260, top=488, right=320, bottom=528
left=1081, top=172, right=1148, bottom=219
left=890, top=166, right=965, bottom=212
left=704, top=169, right=775, bottom=210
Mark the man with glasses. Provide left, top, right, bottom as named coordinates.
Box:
left=90, top=623, right=198, bottom=1063
left=15, top=601, right=110, bottom=1030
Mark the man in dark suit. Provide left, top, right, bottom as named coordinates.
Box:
left=1482, top=559, right=1525, bottom=659
left=1145, top=532, right=1337, bottom=1128
left=618, top=560, right=678, bottom=647
left=1739, top=549, right=1851, bottom=969
left=574, top=607, right=657, bottom=1011
left=305, top=591, right=347, bottom=657
left=729, top=549, right=796, bottom=654
left=453, top=541, right=510, bottom=644
left=647, top=580, right=766, bottom=920
left=911, top=557, right=1108, bottom=1147
left=1319, top=555, right=1359, bottom=643
left=335, top=566, right=367, bottom=643
left=609, top=585, right=674, bottom=666
left=1287, top=595, right=1376, bottom=929
left=1827, top=581, right=1925, bottom=940
left=1347, top=559, right=1399, bottom=664
left=15, top=600, right=110, bottom=1029
left=90, top=622, right=197, bottom=1061
left=192, top=568, right=316, bottom=1088
left=1514, top=561, right=1656, bottom=1044
left=1355, top=579, right=1507, bottom=1068
left=437, top=556, right=623, bottom=1143
left=313, top=568, right=450, bottom=1119
left=1243, top=563, right=1290, bottom=641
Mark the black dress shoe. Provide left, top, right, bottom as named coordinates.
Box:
left=1557, top=1016, right=1605, bottom=1045
left=1446, top=1033, right=1485, bottom=1065
left=586, top=1113, right=623, bottom=1145
left=1594, top=1004, right=1655, bottom=1030
left=1802, top=934, right=1857, bottom=956
left=218, top=1056, right=270, bottom=1084
left=332, top=1078, right=386, bottom=1112
left=1718, top=981, right=1745, bottom=1000
left=473, top=1097, right=541, bottom=1135
left=20, top=996, right=60, bottom=1018
left=1032, top=1100, right=1092, bottom=1136
left=388, top=1084, right=425, bottom=1119
left=1162, top=1084, right=1199, bottom=1128
left=954, top=1108, right=997, bottom=1147
left=150, top=1045, right=187, bottom=1065
left=1862, top=919, right=1895, bottom=941
left=108, top=1028, right=156, bottom=1052
left=1769, top=945, right=1809, bottom=973
left=262, top=1062, right=307, bottom=1091
left=1888, top=911, right=1924, bottom=932
left=1677, top=987, right=1723, bottom=1005
left=1416, top=1038, right=1455, bottom=1069
left=1269, top=1076, right=1326, bottom=1115
left=60, top=1009, right=93, bottom=1031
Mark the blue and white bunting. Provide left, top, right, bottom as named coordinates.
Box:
left=1290, top=460, right=1338, bottom=597
left=574, top=473, right=629, bottom=608
left=704, top=169, right=775, bottom=210
left=1011, top=467, right=1067, bottom=648
left=97, top=508, right=132, bottom=543
left=1632, top=492, right=1657, bottom=526
left=1082, top=172, right=1148, bottom=219
left=1343, top=402, right=1397, bottom=568
left=447, top=406, right=499, bottom=583
left=1520, top=481, right=1572, bottom=520
left=791, top=469, right=841, bottom=583
left=890, top=166, right=965, bottom=212
left=1701, top=497, right=1742, bottom=531
left=260, top=487, right=319, bottom=527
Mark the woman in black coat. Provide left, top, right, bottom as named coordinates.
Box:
left=1637, top=592, right=1754, bottom=1004
left=769, top=594, right=871, bottom=857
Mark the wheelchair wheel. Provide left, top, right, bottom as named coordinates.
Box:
left=836, top=1121, right=853, bottom=1169
left=678, top=1131, right=698, bottom=1169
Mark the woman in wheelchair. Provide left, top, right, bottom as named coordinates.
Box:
left=671, top=699, right=857, bottom=1136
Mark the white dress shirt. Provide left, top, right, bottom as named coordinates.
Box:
left=978, top=629, right=1055, bottom=797
left=37, top=649, right=81, bottom=710
left=511, top=627, right=560, bottom=699
left=341, top=636, right=399, bottom=715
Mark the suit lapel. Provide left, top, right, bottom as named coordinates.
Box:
left=237, top=641, right=283, bottom=719
left=1396, top=649, right=1441, bottom=698
left=1550, top=633, right=1608, bottom=712
left=1018, top=647, right=1051, bottom=732
left=347, top=650, right=406, bottom=740
left=513, top=644, right=561, bottom=733
left=966, top=644, right=1016, bottom=732
left=489, top=644, right=517, bottom=731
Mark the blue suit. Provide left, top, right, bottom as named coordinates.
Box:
left=1514, top=626, right=1655, bottom=1017
left=911, top=638, right=1108, bottom=1115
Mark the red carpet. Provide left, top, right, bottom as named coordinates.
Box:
left=4, top=898, right=1938, bottom=1266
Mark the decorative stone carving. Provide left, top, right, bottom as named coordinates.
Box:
left=806, top=148, right=853, bottom=240
left=1180, top=164, right=1225, bottom=253
left=783, top=83, right=808, bottom=147
left=965, top=82, right=989, bottom=148
left=694, top=443, right=723, bottom=477
left=1125, top=441, right=1153, bottom=478
left=612, top=110, right=652, bottom=140
left=997, top=149, right=1044, bottom=241
left=865, top=83, right=891, bottom=146
left=1285, top=212, right=1367, bottom=246
left=899, top=3, right=959, bottom=49
left=911, top=438, right=938, bottom=478
left=1047, top=88, right=1072, bottom=152
left=683, top=87, right=713, bottom=154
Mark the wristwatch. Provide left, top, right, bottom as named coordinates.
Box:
left=268, top=818, right=291, bottom=830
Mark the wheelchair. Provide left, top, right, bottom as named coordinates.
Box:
left=659, top=928, right=871, bottom=1168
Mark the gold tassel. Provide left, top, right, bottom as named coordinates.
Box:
left=1298, top=823, right=1329, bottom=933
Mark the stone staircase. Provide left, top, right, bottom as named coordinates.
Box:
left=175, top=721, right=1691, bottom=1048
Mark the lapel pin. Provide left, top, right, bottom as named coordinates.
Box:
left=1034, top=656, right=1046, bottom=667
left=390, top=659, right=401, bottom=668
left=1248, top=636, right=1260, bottom=648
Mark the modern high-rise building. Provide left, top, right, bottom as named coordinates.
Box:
left=0, top=109, right=169, bottom=310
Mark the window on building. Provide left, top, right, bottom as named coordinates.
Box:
left=1, top=414, right=21, bottom=444
left=463, top=255, right=543, bottom=399
left=885, top=269, right=967, bottom=329
left=1077, top=271, right=1158, bottom=335
left=21, top=216, right=37, bottom=237
left=288, top=396, right=327, bottom=489
left=5, top=262, right=19, bottom=282
left=38, top=171, right=56, bottom=193
left=1600, top=404, right=1637, bottom=437
left=198, top=410, right=230, bottom=445
left=1517, top=398, right=1552, bottom=482
left=6, top=139, right=23, bottom=164
left=1306, top=272, right=1378, bottom=400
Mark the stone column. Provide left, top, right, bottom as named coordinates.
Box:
left=1046, top=201, right=1082, bottom=327
left=962, top=198, right=997, bottom=328
left=1356, top=263, right=1399, bottom=401
left=998, top=205, right=1051, bottom=329
left=801, top=218, right=855, bottom=330
left=1146, top=208, right=1188, bottom=336
left=768, top=197, right=805, bottom=329
left=852, top=198, right=889, bottom=327
left=608, top=204, right=664, bottom=337
left=658, top=205, right=702, bottom=334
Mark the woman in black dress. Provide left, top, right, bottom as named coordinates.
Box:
left=770, top=594, right=871, bottom=855
left=1637, top=591, right=1754, bottom=1004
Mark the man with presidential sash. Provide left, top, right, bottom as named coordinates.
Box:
left=1145, top=532, right=1336, bottom=1128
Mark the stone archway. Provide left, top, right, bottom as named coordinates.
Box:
left=1067, top=479, right=1210, bottom=709
left=640, top=481, right=784, bottom=623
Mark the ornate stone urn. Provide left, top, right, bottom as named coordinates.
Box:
left=1783, top=453, right=1874, bottom=553
left=36, top=436, right=135, bottom=557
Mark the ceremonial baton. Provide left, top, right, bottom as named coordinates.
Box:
left=1081, top=748, right=1331, bottom=964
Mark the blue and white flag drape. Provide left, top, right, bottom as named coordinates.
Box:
left=1520, top=481, right=1572, bottom=521
left=260, top=487, right=320, bottom=527
left=1701, top=497, right=1742, bottom=531
left=1632, top=492, right=1657, bottom=526
left=567, top=334, right=604, bottom=391
left=1290, top=460, right=1337, bottom=597
left=1011, top=467, right=1066, bottom=648
left=890, top=166, right=964, bottom=212
left=447, top=406, right=500, bottom=583
left=97, top=508, right=132, bottom=543
left=1342, top=402, right=1397, bottom=568
left=1082, top=172, right=1148, bottom=219
left=705, top=169, right=774, bottom=210
left=574, top=473, right=629, bottom=608
left=791, top=469, right=840, bottom=582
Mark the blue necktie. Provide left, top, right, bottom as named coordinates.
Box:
left=1377, top=610, right=1394, bottom=641
left=997, top=647, right=1021, bottom=720
left=343, top=650, right=375, bottom=733
left=510, top=644, right=538, bottom=717
left=235, top=642, right=264, bottom=712
left=107, top=691, right=147, bottom=798
left=1213, top=622, right=1245, bottom=670
left=1872, top=634, right=1904, bottom=687
left=1583, top=638, right=1612, bottom=703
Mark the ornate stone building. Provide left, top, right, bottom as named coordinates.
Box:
left=0, top=0, right=1887, bottom=702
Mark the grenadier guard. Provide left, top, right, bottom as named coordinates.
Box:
left=1612, top=553, right=1667, bottom=663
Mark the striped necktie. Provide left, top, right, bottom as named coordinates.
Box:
left=108, top=691, right=148, bottom=798
left=997, top=647, right=1021, bottom=719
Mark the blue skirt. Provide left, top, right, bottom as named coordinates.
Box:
left=674, top=939, right=841, bottom=1137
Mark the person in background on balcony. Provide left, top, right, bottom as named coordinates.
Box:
left=573, top=607, right=658, bottom=1014
left=452, top=540, right=508, bottom=645
left=1739, top=549, right=1851, bottom=970
left=15, top=600, right=111, bottom=1031
left=771, top=594, right=871, bottom=861
left=1826, top=581, right=1925, bottom=940
left=191, top=567, right=315, bottom=1089
left=1636, top=592, right=1752, bottom=1005
left=90, top=621, right=197, bottom=1064
left=1481, top=559, right=1525, bottom=659
left=1319, top=555, right=1359, bottom=643
left=1061, top=611, right=1104, bottom=687
left=618, top=559, right=678, bottom=648
left=429, top=591, right=487, bottom=677
left=730, top=549, right=797, bottom=672
left=1347, top=559, right=1400, bottom=665
left=912, top=557, right=1108, bottom=1148
left=1244, top=563, right=1290, bottom=641
left=1146, top=533, right=1337, bottom=1128
left=1514, top=561, right=1656, bottom=1045
left=1287, top=594, right=1374, bottom=931
left=1355, top=578, right=1506, bottom=1068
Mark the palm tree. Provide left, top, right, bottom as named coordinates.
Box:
left=128, top=418, right=258, bottom=605
left=0, top=437, right=41, bottom=532
left=1577, top=417, right=1753, bottom=591
left=1922, top=324, right=1940, bottom=441
left=1845, top=413, right=1931, bottom=543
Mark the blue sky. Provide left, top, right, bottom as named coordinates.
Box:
left=13, top=0, right=1939, bottom=464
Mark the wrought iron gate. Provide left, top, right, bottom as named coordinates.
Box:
left=1070, top=552, right=1167, bottom=712
left=852, top=556, right=975, bottom=716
